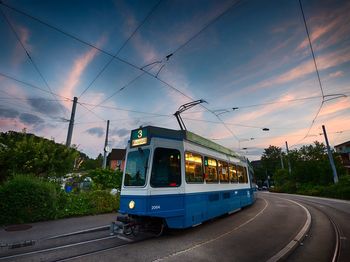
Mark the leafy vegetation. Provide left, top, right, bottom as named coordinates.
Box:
left=259, top=141, right=349, bottom=199
left=0, top=131, right=78, bottom=182
left=87, top=168, right=123, bottom=190
left=0, top=175, right=59, bottom=224
left=0, top=175, right=119, bottom=225
left=0, top=130, right=123, bottom=225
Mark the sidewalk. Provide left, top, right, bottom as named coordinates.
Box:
left=0, top=212, right=117, bottom=244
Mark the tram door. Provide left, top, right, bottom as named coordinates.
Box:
left=149, top=147, right=184, bottom=211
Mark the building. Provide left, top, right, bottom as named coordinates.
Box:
left=334, top=141, right=350, bottom=174
left=108, top=149, right=126, bottom=171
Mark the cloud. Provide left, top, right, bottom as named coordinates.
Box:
left=12, top=24, right=32, bottom=67
left=19, top=113, right=44, bottom=125
left=28, top=97, right=62, bottom=115
left=319, top=97, right=350, bottom=117
left=85, top=127, right=104, bottom=137
left=0, top=108, right=19, bottom=118
left=328, top=71, right=344, bottom=79
left=244, top=45, right=350, bottom=93
left=60, top=36, right=107, bottom=106
left=110, top=128, right=129, bottom=137
left=297, top=2, right=350, bottom=52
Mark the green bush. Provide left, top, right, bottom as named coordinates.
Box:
left=0, top=175, right=119, bottom=225
left=57, top=190, right=119, bottom=218
left=294, top=176, right=350, bottom=200
left=0, top=175, right=60, bottom=225
left=87, top=168, right=122, bottom=190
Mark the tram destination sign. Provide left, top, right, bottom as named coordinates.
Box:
left=130, top=128, right=149, bottom=147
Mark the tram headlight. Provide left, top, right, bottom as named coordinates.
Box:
left=129, top=200, right=135, bottom=209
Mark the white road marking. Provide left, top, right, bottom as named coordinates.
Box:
left=267, top=198, right=312, bottom=262
left=152, top=198, right=269, bottom=262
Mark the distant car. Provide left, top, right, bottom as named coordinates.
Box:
left=262, top=186, right=268, bottom=191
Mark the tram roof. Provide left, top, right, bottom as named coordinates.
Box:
left=137, top=126, right=244, bottom=160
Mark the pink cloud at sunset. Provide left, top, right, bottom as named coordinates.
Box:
left=245, top=45, right=350, bottom=93
left=60, top=37, right=107, bottom=108
left=318, top=97, right=350, bottom=117
left=297, top=2, right=350, bottom=51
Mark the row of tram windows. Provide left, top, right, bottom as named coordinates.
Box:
left=185, top=152, right=248, bottom=184
left=124, top=147, right=248, bottom=188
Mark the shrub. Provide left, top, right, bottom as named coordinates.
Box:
left=0, top=175, right=119, bottom=225
left=87, top=169, right=122, bottom=190
left=57, top=190, right=119, bottom=218
left=0, top=175, right=60, bottom=225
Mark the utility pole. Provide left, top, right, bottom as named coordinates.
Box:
left=66, top=96, right=78, bottom=147
left=280, top=152, right=284, bottom=169
left=322, top=125, right=339, bottom=183
left=102, top=120, right=110, bottom=169
left=285, top=141, right=292, bottom=174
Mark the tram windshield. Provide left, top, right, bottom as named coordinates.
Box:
left=124, top=149, right=150, bottom=186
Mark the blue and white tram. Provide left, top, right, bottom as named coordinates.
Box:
left=117, top=126, right=256, bottom=233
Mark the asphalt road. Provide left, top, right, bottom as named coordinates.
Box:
left=1, top=192, right=349, bottom=262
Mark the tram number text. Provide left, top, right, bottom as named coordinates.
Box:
left=151, top=205, right=160, bottom=210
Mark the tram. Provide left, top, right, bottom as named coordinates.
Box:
left=115, top=126, right=256, bottom=235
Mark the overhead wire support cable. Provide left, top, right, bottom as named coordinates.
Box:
left=170, top=0, right=243, bottom=57
left=0, top=72, right=71, bottom=100
left=293, top=0, right=334, bottom=147
left=0, top=7, right=68, bottom=118
left=78, top=102, right=106, bottom=122
left=299, top=0, right=325, bottom=98
left=76, top=64, right=159, bottom=122
left=0, top=0, right=243, bottom=139
left=78, top=0, right=162, bottom=99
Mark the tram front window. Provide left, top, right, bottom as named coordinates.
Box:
left=151, top=148, right=181, bottom=187
left=124, top=149, right=150, bottom=186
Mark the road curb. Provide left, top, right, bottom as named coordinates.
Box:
left=267, top=199, right=311, bottom=262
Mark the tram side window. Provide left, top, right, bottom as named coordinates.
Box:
left=243, top=167, right=248, bottom=183
left=229, top=164, right=238, bottom=183
left=185, top=152, right=204, bottom=183
left=150, top=148, right=181, bottom=187
left=237, top=165, right=244, bottom=183
left=218, top=161, right=229, bottom=183
left=204, top=157, right=218, bottom=183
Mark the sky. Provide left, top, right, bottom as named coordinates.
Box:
left=0, top=0, right=349, bottom=160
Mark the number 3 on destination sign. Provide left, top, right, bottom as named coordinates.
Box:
left=137, top=130, right=142, bottom=138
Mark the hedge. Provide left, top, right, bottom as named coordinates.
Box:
left=0, top=175, right=59, bottom=225
left=271, top=175, right=350, bottom=200
left=0, top=175, right=119, bottom=225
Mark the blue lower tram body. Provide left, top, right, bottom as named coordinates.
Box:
left=119, top=188, right=256, bottom=228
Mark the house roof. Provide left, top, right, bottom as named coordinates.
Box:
left=334, top=141, right=350, bottom=148
left=108, top=148, right=126, bottom=160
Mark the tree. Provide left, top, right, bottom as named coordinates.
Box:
left=0, top=131, right=79, bottom=182
left=261, top=145, right=284, bottom=178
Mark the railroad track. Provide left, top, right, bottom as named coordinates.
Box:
left=275, top=194, right=348, bottom=262
left=291, top=198, right=343, bottom=262
left=0, top=225, right=154, bottom=262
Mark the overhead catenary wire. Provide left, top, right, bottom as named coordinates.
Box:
left=298, top=0, right=325, bottom=98
left=0, top=72, right=71, bottom=100
left=78, top=0, right=162, bottom=98
left=78, top=102, right=106, bottom=122
left=169, top=0, right=243, bottom=58
left=76, top=63, right=160, bottom=122
left=294, top=0, right=327, bottom=146
left=0, top=6, right=68, bottom=119
left=2, top=0, right=345, bottom=149
left=0, top=99, right=69, bottom=124
left=0, top=0, right=244, bottom=142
